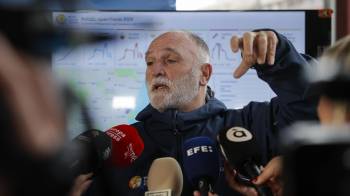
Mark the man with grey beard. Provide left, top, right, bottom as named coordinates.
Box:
left=86, top=30, right=318, bottom=196
left=145, top=31, right=207, bottom=113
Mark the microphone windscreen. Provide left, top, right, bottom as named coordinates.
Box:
left=218, top=127, right=259, bottom=168
left=182, top=136, right=220, bottom=186
left=72, top=129, right=112, bottom=174
left=219, top=127, right=274, bottom=196
left=105, top=124, right=144, bottom=167
left=147, top=157, right=183, bottom=196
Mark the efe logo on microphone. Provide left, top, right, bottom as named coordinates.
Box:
left=186, top=145, right=213, bottom=156
left=226, top=127, right=252, bottom=142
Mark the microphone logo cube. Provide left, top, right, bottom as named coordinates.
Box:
left=145, top=189, right=172, bottom=196
left=226, top=127, right=253, bottom=142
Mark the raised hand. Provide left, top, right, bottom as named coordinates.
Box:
left=230, top=31, right=278, bottom=78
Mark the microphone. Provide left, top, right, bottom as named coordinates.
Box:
left=145, top=157, right=183, bottom=196
left=70, top=129, right=112, bottom=176
left=70, top=125, right=144, bottom=196
left=182, top=137, right=220, bottom=196
left=105, top=124, right=144, bottom=167
left=66, top=124, right=144, bottom=176
left=218, top=127, right=272, bottom=196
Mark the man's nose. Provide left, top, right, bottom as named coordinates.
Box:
left=151, top=61, right=166, bottom=76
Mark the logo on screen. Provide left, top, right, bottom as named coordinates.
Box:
left=226, top=127, right=252, bottom=142
left=56, top=14, right=66, bottom=25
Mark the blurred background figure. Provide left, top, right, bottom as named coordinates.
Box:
left=311, top=35, right=350, bottom=125
left=242, top=32, right=350, bottom=196
left=0, top=1, right=108, bottom=195
left=282, top=34, right=350, bottom=196
left=0, top=0, right=173, bottom=195
left=0, top=13, right=71, bottom=196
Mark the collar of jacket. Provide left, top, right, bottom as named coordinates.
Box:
left=135, top=97, right=227, bottom=132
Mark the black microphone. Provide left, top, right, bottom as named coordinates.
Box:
left=218, top=127, right=273, bottom=196
left=66, top=126, right=144, bottom=195
left=54, top=129, right=112, bottom=177
left=58, top=125, right=145, bottom=177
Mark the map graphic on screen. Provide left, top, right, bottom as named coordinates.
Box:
left=52, top=11, right=307, bottom=137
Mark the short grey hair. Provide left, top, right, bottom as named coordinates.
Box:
left=172, top=30, right=210, bottom=65
left=186, top=31, right=210, bottom=64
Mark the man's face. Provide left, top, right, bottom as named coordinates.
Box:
left=145, top=32, right=201, bottom=112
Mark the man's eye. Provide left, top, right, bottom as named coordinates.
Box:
left=166, top=59, right=177, bottom=64
left=146, top=61, right=153, bottom=66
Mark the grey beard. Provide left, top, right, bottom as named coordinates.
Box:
left=147, top=67, right=201, bottom=112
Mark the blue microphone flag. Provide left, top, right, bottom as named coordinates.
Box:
left=182, top=136, right=220, bottom=186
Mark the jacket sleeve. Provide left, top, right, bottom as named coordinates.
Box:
left=254, top=30, right=318, bottom=129
left=237, top=30, right=319, bottom=161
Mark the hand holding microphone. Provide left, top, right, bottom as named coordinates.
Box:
left=218, top=127, right=273, bottom=196
left=253, top=156, right=283, bottom=196
left=69, top=173, right=93, bottom=196
left=68, top=124, right=145, bottom=196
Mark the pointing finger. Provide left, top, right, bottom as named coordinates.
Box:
left=230, top=36, right=241, bottom=53
left=233, top=60, right=251, bottom=79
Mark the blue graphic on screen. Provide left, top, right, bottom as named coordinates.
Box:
left=52, top=11, right=305, bottom=135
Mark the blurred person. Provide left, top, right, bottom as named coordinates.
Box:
left=0, top=5, right=100, bottom=196
left=311, top=35, right=350, bottom=125
left=0, top=25, right=94, bottom=196
left=0, top=30, right=69, bottom=195
left=248, top=34, right=350, bottom=196
left=86, top=29, right=318, bottom=196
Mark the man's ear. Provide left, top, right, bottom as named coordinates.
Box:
left=199, top=63, right=212, bottom=86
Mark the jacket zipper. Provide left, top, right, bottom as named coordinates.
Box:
left=172, top=110, right=182, bottom=162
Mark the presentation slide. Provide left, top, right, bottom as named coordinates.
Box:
left=52, top=11, right=305, bottom=137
